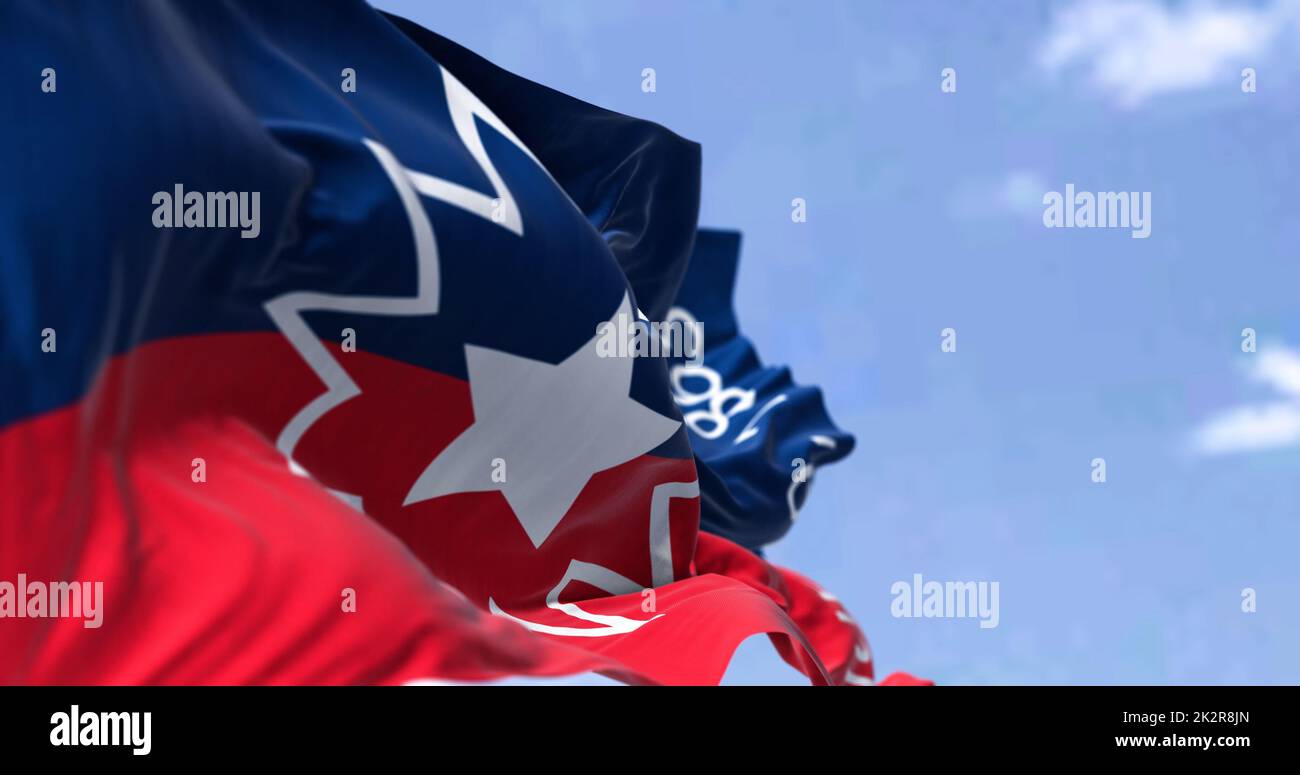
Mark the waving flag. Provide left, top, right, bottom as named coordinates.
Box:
left=669, top=229, right=857, bottom=552
left=1, top=0, right=923, bottom=686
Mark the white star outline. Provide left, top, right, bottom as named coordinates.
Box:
left=265, top=65, right=696, bottom=637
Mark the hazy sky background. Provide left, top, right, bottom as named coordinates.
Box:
left=377, top=0, right=1300, bottom=684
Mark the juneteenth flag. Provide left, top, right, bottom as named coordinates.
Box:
left=0, top=0, right=926, bottom=686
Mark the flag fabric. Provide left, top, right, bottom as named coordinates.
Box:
left=0, top=0, right=924, bottom=686
left=668, top=229, right=857, bottom=552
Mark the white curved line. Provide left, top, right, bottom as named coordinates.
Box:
left=489, top=560, right=662, bottom=637
left=405, top=66, right=543, bottom=237
left=649, top=480, right=699, bottom=588
left=266, top=138, right=439, bottom=463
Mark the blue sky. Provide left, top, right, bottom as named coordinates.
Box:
left=377, top=0, right=1300, bottom=684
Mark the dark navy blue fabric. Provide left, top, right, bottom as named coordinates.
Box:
left=384, top=14, right=702, bottom=323
left=673, top=230, right=856, bottom=550
left=0, top=0, right=694, bottom=459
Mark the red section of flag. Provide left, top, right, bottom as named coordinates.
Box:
left=2, top=334, right=924, bottom=685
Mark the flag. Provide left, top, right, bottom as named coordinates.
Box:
left=0, top=0, right=924, bottom=686
left=669, top=229, right=857, bottom=551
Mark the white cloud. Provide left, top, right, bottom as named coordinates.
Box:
left=1193, top=345, right=1300, bottom=455
left=1194, top=401, right=1300, bottom=454
left=1038, top=0, right=1298, bottom=108
left=1252, top=347, right=1300, bottom=396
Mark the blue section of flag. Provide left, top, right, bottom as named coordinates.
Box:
left=0, top=1, right=694, bottom=456
left=671, top=230, right=856, bottom=551
left=383, top=15, right=702, bottom=323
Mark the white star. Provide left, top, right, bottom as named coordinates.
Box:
left=403, top=293, right=682, bottom=548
